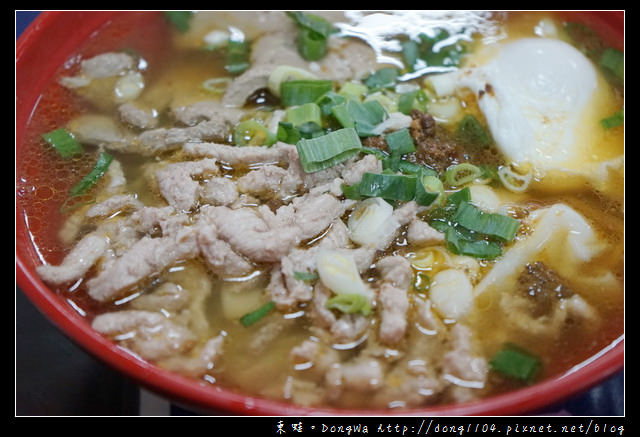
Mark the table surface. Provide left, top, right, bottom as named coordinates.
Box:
left=15, top=10, right=624, bottom=417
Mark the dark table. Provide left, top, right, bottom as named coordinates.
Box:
left=15, top=10, right=624, bottom=417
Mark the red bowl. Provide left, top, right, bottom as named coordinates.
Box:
left=16, top=11, right=624, bottom=416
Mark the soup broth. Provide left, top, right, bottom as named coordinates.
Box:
left=17, top=11, right=623, bottom=410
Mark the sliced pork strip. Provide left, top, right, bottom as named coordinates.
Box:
left=202, top=205, right=300, bottom=263
left=183, top=141, right=296, bottom=166
left=221, top=64, right=275, bottom=108
left=441, top=324, right=488, bottom=386
left=316, top=37, right=379, bottom=82
left=91, top=310, right=197, bottom=361
left=196, top=222, right=254, bottom=277
left=79, top=52, right=135, bottom=79
left=36, top=233, right=109, bottom=285
left=376, top=256, right=412, bottom=345
left=155, top=158, right=219, bottom=211
left=86, top=227, right=200, bottom=302
left=325, top=357, right=384, bottom=402
left=267, top=220, right=351, bottom=310
left=85, top=194, right=143, bottom=218
left=200, top=176, right=239, bottom=206
left=159, top=334, right=225, bottom=377
left=118, top=102, right=158, bottom=129
left=129, top=282, right=191, bottom=313
left=236, top=164, right=301, bottom=198
left=171, top=100, right=243, bottom=127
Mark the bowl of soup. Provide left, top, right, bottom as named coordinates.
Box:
left=16, top=10, right=623, bottom=415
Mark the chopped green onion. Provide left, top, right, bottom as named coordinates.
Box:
left=233, top=120, right=277, bottom=146
left=397, top=89, right=429, bottom=115
left=69, top=152, right=113, bottom=197
left=341, top=181, right=363, bottom=200
left=601, top=108, right=624, bottom=129
left=316, top=91, right=347, bottom=116
left=277, top=122, right=302, bottom=144
left=364, top=67, right=398, bottom=91
left=42, top=128, right=84, bottom=159
left=296, top=127, right=362, bottom=173
left=490, top=343, right=541, bottom=383
left=286, top=11, right=337, bottom=39
left=401, top=39, right=420, bottom=72
left=163, top=11, right=192, bottom=33
left=385, top=128, right=416, bottom=156
left=331, top=99, right=387, bottom=137
left=361, top=146, right=390, bottom=161
left=267, top=65, right=318, bottom=97
left=453, top=201, right=520, bottom=242
left=240, top=301, right=276, bottom=327
left=398, top=161, right=437, bottom=177
left=401, top=30, right=467, bottom=72
left=293, top=271, right=319, bottom=282
left=286, top=102, right=322, bottom=128
left=338, top=81, right=368, bottom=101
left=445, top=162, right=484, bottom=187
left=297, top=27, right=329, bottom=60
left=413, top=271, right=431, bottom=292
left=600, top=47, right=624, bottom=82
left=358, top=172, right=417, bottom=202
left=280, top=80, right=333, bottom=107
left=497, top=165, right=532, bottom=193
left=325, top=293, right=372, bottom=316
left=286, top=11, right=337, bottom=61
left=202, top=77, right=232, bottom=94
left=447, top=186, right=471, bottom=206
left=225, top=39, right=251, bottom=75
left=415, top=174, right=444, bottom=207
left=456, top=114, right=492, bottom=148
left=432, top=221, right=503, bottom=259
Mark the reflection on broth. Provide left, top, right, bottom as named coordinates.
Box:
left=17, top=11, right=623, bottom=410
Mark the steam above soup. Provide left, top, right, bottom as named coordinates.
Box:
left=18, top=11, right=623, bottom=411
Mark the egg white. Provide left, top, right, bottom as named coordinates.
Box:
left=431, top=37, right=623, bottom=191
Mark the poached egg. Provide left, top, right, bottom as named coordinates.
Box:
left=430, top=37, right=623, bottom=189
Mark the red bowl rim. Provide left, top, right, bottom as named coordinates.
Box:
left=16, top=11, right=624, bottom=416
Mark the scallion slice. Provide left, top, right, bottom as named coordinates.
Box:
left=316, top=91, right=347, bottom=116
left=296, top=127, right=362, bottom=173
left=432, top=221, right=503, bottom=259
left=277, top=122, right=302, bottom=144
left=325, top=293, right=372, bottom=316
left=445, top=162, right=484, bottom=187
left=601, top=108, right=624, bottom=129
left=453, top=201, right=520, bottom=242
left=42, top=128, right=84, bottom=159
left=286, top=102, right=322, bottom=128
left=69, top=151, right=113, bottom=197
left=364, top=67, right=398, bottom=91
left=297, top=27, right=328, bottom=61
left=331, top=99, right=387, bottom=137
left=385, top=128, right=415, bottom=155
left=415, top=174, right=444, bottom=207
left=293, top=271, right=319, bottom=282
left=280, top=80, right=333, bottom=107
left=233, top=120, right=277, bottom=147
left=490, top=343, right=541, bottom=383
left=286, top=11, right=337, bottom=61
left=240, top=301, right=276, bottom=327
left=163, top=11, right=192, bottom=33
left=358, top=172, right=417, bottom=201
left=456, top=114, right=492, bottom=148
left=600, top=47, right=624, bottom=81
left=225, top=39, right=251, bottom=75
